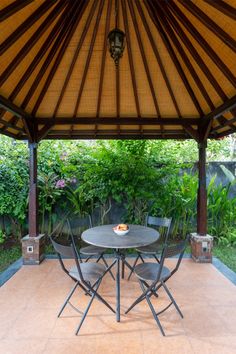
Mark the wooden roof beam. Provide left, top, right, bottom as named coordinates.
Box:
left=163, top=3, right=227, bottom=102
left=212, top=127, right=236, bottom=139
left=52, top=0, right=93, bottom=117
left=168, top=0, right=236, bottom=89
left=73, top=0, right=105, bottom=117
left=0, top=0, right=34, bottom=21
left=36, top=117, right=200, bottom=126
left=5, top=0, right=71, bottom=105
left=128, top=0, right=161, bottom=118
left=121, top=0, right=142, bottom=134
left=0, top=95, right=34, bottom=141
left=0, top=118, right=24, bottom=132
left=201, top=95, right=236, bottom=128
left=178, top=0, right=236, bottom=53
left=0, top=0, right=58, bottom=55
left=144, top=0, right=203, bottom=116
left=29, top=0, right=83, bottom=116
left=0, top=0, right=68, bottom=86
left=96, top=0, right=112, bottom=117
left=0, top=95, right=31, bottom=120
left=44, top=134, right=190, bottom=141
left=205, top=0, right=236, bottom=21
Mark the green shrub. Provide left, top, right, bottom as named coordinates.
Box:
left=0, top=135, right=235, bottom=244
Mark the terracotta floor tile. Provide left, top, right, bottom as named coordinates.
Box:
left=43, top=338, right=97, bottom=354
left=0, top=258, right=235, bottom=354
left=0, top=338, right=48, bottom=354
left=7, top=307, right=57, bottom=339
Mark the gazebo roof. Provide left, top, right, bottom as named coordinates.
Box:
left=0, top=0, right=235, bottom=141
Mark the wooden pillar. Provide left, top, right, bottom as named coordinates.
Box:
left=29, top=142, right=39, bottom=237
left=191, top=140, right=213, bottom=263
left=21, top=142, right=44, bottom=264
left=197, top=141, right=207, bottom=235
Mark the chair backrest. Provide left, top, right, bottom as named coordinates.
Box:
left=156, top=236, right=189, bottom=283
left=145, top=215, right=172, bottom=244
left=50, top=235, right=84, bottom=281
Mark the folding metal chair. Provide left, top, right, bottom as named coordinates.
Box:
left=125, top=236, right=189, bottom=336
left=50, top=235, right=115, bottom=335
left=67, top=219, right=115, bottom=280
left=127, top=216, right=172, bottom=280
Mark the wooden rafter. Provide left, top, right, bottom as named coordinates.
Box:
left=178, top=0, right=236, bottom=53
left=144, top=0, right=204, bottom=116
left=202, top=95, right=236, bottom=126
left=53, top=0, right=96, bottom=118
left=115, top=0, right=120, bottom=127
left=0, top=0, right=235, bottom=141
left=0, top=0, right=67, bottom=85
left=0, top=95, right=34, bottom=141
left=73, top=0, right=105, bottom=117
left=0, top=0, right=58, bottom=55
left=205, top=0, right=236, bottom=21
left=128, top=0, right=160, bottom=118
left=31, top=0, right=84, bottom=116
left=168, top=0, right=236, bottom=89
left=96, top=0, right=112, bottom=117
left=0, top=0, right=34, bottom=21
left=161, top=1, right=228, bottom=103
left=0, top=0, right=70, bottom=126
left=6, top=0, right=70, bottom=104
left=121, top=0, right=140, bottom=118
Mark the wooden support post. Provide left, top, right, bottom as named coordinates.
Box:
left=191, top=140, right=213, bottom=263
left=28, top=142, right=38, bottom=237
left=22, top=142, right=44, bottom=264
left=197, top=141, right=207, bottom=235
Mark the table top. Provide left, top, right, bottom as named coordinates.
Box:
left=82, top=224, right=159, bottom=249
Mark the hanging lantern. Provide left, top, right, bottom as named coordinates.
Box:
left=108, top=28, right=125, bottom=66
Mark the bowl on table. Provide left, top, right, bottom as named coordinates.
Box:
left=113, top=224, right=129, bottom=236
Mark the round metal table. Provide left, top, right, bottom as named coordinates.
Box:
left=82, top=224, right=159, bottom=322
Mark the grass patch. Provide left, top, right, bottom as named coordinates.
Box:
left=213, top=245, right=236, bottom=273
left=0, top=245, right=21, bottom=273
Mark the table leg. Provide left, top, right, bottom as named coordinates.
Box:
left=116, top=257, right=120, bottom=322
left=121, top=259, right=125, bottom=279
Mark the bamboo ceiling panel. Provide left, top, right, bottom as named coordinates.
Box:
left=0, top=0, right=235, bottom=141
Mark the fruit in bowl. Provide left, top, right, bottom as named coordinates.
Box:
left=113, top=224, right=129, bottom=236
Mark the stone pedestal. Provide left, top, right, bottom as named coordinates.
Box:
left=22, top=234, right=45, bottom=265
left=190, top=233, right=213, bottom=263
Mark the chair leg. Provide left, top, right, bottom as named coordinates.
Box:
left=162, top=281, right=183, bottom=318
left=84, top=255, right=93, bottom=263
left=140, top=254, right=145, bottom=263
left=75, top=280, right=101, bottom=335
left=87, top=283, right=115, bottom=314
left=139, top=281, right=165, bottom=336
left=153, top=254, right=160, bottom=263
left=125, top=282, right=154, bottom=314
left=127, top=254, right=140, bottom=280
left=58, top=281, right=79, bottom=317
left=101, top=255, right=115, bottom=280
left=143, top=280, right=158, bottom=298
left=95, top=254, right=103, bottom=263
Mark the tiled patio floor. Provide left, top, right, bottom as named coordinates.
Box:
left=0, top=258, right=235, bottom=354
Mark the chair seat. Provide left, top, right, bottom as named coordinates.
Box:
left=136, top=242, right=162, bottom=254
left=80, top=245, right=107, bottom=255
left=69, top=262, right=106, bottom=283
left=134, top=262, right=171, bottom=282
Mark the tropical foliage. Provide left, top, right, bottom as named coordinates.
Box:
left=0, top=135, right=236, bottom=246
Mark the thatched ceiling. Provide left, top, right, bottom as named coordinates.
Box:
left=0, top=0, right=235, bottom=141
